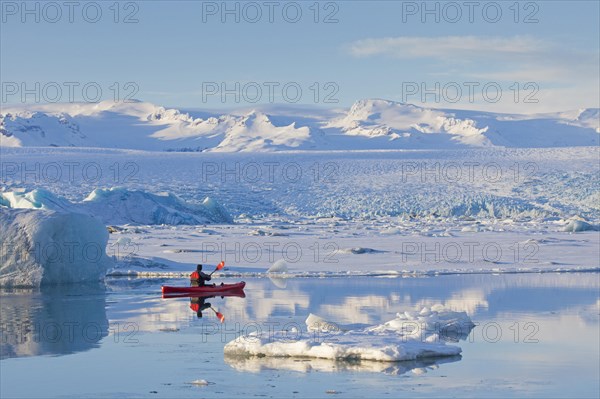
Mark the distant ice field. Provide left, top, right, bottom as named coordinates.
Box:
left=1, top=146, right=598, bottom=220
left=1, top=146, right=597, bottom=277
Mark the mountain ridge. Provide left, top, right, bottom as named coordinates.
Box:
left=1, top=99, right=598, bottom=151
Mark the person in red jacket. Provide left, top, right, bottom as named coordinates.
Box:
left=190, top=264, right=212, bottom=287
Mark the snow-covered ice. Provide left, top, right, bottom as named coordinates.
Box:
left=1, top=106, right=599, bottom=283
left=225, top=354, right=459, bottom=376
left=224, top=307, right=474, bottom=362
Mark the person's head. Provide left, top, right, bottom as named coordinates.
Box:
left=197, top=264, right=202, bottom=271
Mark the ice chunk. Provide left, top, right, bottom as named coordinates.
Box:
left=0, top=188, right=72, bottom=211
left=369, top=306, right=474, bottom=342
left=339, top=247, right=380, bottom=254
left=563, top=219, right=598, bottom=232
left=224, top=308, right=474, bottom=362
left=306, top=313, right=345, bottom=332
left=267, top=259, right=288, bottom=273
left=380, top=227, right=402, bottom=235
left=201, top=197, right=234, bottom=224
left=0, top=208, right=113, bottom=287
left=225, top=353, right=460, bottom=375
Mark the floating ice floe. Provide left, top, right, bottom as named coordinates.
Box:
left=224, top=353, right=461, bottom=375
left=224, top=306, right=475, bottom=362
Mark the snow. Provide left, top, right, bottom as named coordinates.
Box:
left=224, top=307, right=474, bottom=362
left=3, top=146, right=595, bottom=277
left=0, top=208, right=113, bottom=287
left=1, top=142, right=598, bottom=279
left=2, top=99, right=598, bottom=151
left=306, top=313, right=345, bottom=332
left=100, top=217, right=599, bottom=278
left=0, top=187, right=232, bottom=226
left=326, top=99, right=491, bottom=146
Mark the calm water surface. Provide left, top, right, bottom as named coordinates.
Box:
left=1, top=273, right=598, bottom=398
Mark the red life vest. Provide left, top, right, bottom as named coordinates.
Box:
left=190, top=271, right=199, bottom=279
left=190, top=303, right=199, bottom=312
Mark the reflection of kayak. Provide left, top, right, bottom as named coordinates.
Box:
left=163, top=290, right=246, bottom=299
left=161, top=282, right=246, bottom=295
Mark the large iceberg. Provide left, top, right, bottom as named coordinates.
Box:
left=224, top=306, right=475, bottom=362
left=0, top=208, right=113, bottom=287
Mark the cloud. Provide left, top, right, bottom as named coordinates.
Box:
left=347, top=35, right=599, bottom=112
left=347, top=35, right=548, bottom=60
left=346, top=35, right=599, bottom=86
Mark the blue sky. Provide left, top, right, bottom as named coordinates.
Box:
left=1, top=0, right=598, bottom=112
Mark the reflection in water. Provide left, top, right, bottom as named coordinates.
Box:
left=225, top=354, right=462, bottom=376
left=162, top=290, right=246, bottom=320
left=101, top=273, right=599, bottom=335
left=1, top=273, right=598, bottom=398
left=0, top=285, right=108, bottom=359
left=268, top=276, right=287, bottom=289
left=217, top=273, right=597, bottom=376
left=189, top=296, right=214, bottom=319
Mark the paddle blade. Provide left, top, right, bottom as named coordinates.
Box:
left=216, top=312, right=225, bottom=323
left=216, top=261, right=225, bottom=271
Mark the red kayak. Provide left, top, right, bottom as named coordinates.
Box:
left=162, top=290, right=246, bottom=299
left=161, top=281, right=246, bottom=295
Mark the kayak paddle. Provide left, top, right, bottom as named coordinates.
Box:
left=210, top=307, right=225, bottom=323
left=209, top=261, right=225, bottom=277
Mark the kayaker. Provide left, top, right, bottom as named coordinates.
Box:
left=190, top=296, right=212, bottom=318
left=190, top=264, right=212, bottom=287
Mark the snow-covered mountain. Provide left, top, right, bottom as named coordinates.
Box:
left=0, top=101, right=315, bottom=151
left=326, top=99, right=599, bottom=148
left=1, top=99, right=598, bottom=151
left=326, top=99, right=491, bottom=147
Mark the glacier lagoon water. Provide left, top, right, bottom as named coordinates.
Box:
left=1, top=273, right=598, bottom=398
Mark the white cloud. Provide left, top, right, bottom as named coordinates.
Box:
left=347, top=35, right=548, bottom=60
left=346, top=35, right=599, bottom=112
